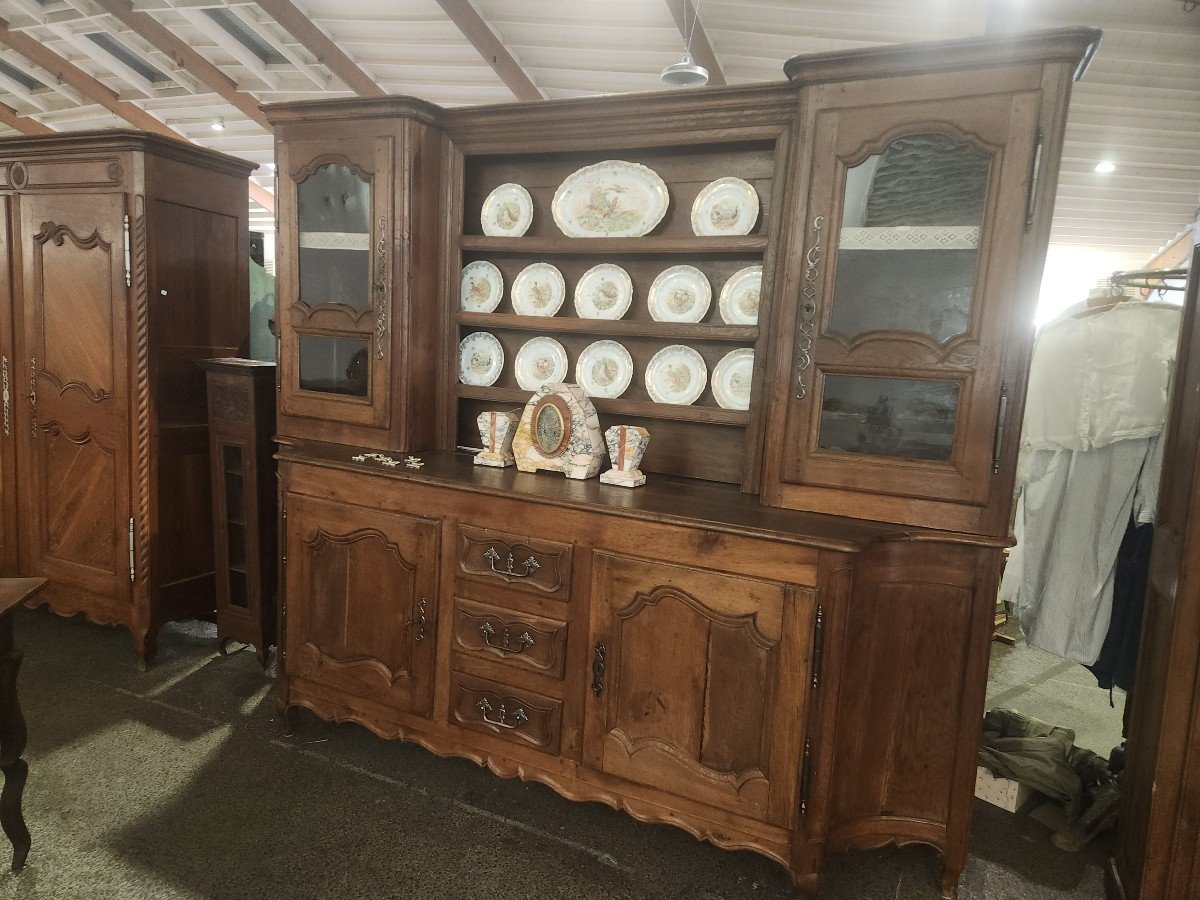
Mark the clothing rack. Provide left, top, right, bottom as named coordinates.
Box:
left=1109, top=267, right=1189, bottom=293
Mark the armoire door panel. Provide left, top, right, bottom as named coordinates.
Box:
left=285, top=492, right=437, bottom=716
left=585, top=552, right=811, bottom=827
left=18, top=192, right=130, bottom=602
left=769, top=88, right=1040, bottom=517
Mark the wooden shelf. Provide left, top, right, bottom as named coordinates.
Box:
left=456, top=312, right=758, bottom=343
left=459, top=235, right=768, bottom=255
left=457, top=384, right=751, bottom=426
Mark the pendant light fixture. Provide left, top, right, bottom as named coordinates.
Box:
left=661, top=1, right=709, bottom=87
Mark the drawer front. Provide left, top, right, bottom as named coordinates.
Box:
left=453, top=599, right=568, bottom=679
left=450, top=671, right=562, bottom=754
left=458, top=525, right=572, bottom=601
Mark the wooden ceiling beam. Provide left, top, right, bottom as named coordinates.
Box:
left=0, top=17, right=275, bottom=214
left=91, top=0, right=273, bottom=131
left=0, top=16, right=178, bottom=137
left=434, top=0, right=543, bottom=101
left=0, top=100, right=52, bottom=135
left=253, top=0, right=385, bottom=97
left=664, top=0, right=726, bottom=87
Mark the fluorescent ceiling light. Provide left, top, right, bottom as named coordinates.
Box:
left=212, top=117, right=225, bottom=131
left=1094, top=161, right=1116, bottom=173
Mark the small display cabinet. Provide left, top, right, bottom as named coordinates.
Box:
left=265, top=28, right=1100, bottom=899
left=201, top=359, right=277, bottom=664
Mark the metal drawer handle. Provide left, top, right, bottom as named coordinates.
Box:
left=484, top=546, right=540, bottom=578
left=479, top=621, right=534, bottom=654
left=476, top=697, right=528, bottom=730
left=592, top=643, right=606, bottom=696
left=408, top=597, right=427, bottom=642
left=796, top=215, right=824, bottom=399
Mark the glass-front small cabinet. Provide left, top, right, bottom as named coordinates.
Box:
left=279, top=138, right=394, bottom=431
left=767, top=90, right=1042, bottom=526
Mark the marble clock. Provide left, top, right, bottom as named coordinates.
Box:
left=512, top=383, right=604, bottom=480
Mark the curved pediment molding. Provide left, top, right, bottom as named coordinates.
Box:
left=34, top=221, right=112, bottom=252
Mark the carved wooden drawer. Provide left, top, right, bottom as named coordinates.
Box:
left=453, top=599, right=568, bottom=679
left=450, top=671, right=562, bottom=754
left=457, top=525, right=572, bottom=601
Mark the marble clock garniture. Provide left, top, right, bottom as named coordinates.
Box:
left=474, top=410, right=520, bottom=467
left=600, top=425, right=650, bottom=488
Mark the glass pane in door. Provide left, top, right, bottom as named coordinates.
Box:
left=817, top=375, right=960, bottom=461
left=830, top=134, right=989, bottom=343
left=297, top=335, right=370, bottom=397
left=297, top=163, right=372, bottom=311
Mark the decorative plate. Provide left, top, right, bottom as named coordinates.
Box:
left=691, top=177, right=759, bottom=236
left=648, top=265, right=712, bottom=323
left=712, top=348, right=755, bottom=410
left=718, top=265, right=763, bottom=325
left=481, top=183, right=534, bottom=237
left=574, top=263, right=633, bottom=320
left=576, top=340, right=633, bottom=399
left=645, top=345, right=707, bottom=406
left=552, top=160, right=669, bottom=238
left=511, top=263, right=566, bottom=317
left=515, top=337, right=569, bottom=391
left=460, top=260, right=504, bottom=313
left=458, top=331, right=504, bottom=387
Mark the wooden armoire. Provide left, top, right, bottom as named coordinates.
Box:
left=266, top=29, right=1099, bottom=898
left=0, top=131, right=254, bottom=666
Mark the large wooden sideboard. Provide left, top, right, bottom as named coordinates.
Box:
left=266, top=29, right=1100, bottom=897
left=0, top=132, right=254, bottom=665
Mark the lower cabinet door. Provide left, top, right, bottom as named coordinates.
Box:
left=584, top=552, right=814, bottom=827
left=285, top=492, right=438, bottom=717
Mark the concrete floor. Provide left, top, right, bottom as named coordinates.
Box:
left=0, top=608, right=1113, bottom=900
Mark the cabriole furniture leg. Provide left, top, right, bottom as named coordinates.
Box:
left=0, top=578, right=44, bottom=871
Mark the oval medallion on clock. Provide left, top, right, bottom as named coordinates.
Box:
left=532, top=394, right=571, bottom=456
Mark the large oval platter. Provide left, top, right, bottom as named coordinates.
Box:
left=552, top=160, right=669, bottom=238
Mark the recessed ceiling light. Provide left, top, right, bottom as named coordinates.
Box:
left=1094, top=161, right=1116, bottom=173
left=211, top=117, right=225, bottom=131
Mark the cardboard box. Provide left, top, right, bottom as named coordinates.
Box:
left=975, top=765, right=1040, bottom=813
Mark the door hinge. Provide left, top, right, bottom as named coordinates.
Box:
left=799, top=738, right=813, bottom=815
left=811, top=604, right=825, bottom=690
left=123, top=214, right=132, bottom=288
left=993, top=381, right=1009, bottom=475
left=128, top=516, right=136, bottom=582
left=1024, top=126, right=1044, bottom=230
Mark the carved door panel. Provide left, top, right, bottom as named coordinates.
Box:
left=584, top=552, right=813, bottom=827
left=284, top=493, right=437, bottom=716
left=17, top=192, right=130, bottom=603
left=278, top=137, right=394, bottom=432
left=766, top=88, right=1040, bottom=521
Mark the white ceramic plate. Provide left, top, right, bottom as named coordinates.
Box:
left=691, top=177, right=760, bottom=236
left=458, top=332, right=504, bottom=386
left=645, top=345, right=707, bottom=406
left=481, top=183, right=534, bottom=237
left=712, top=348, right=755, bottom=410
left=515, top=337, right=569, bottom=391
left=648, top=265, right=712, bottom=323
left=718, top=265, right=763, bottom=325
left=576, top=340, right=633, bottom=399
left=460, top=260, right=504, bottom=313
left=574, top=264, right=633, bottom=320
left=552, top=160, right=669, bottom=238
left=511, top=263, right=566, bottom=317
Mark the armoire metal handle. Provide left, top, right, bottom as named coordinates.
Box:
left=374, top=215, right=388, bottom=359
left=408, top=597, right=427, bottom=642
left=476, top=697, right=528, bottom=730
left=796, top=215, right=825, bottom=399
left=592, top=643, right=606, bottom=696
left=479, top=621, right=535, bottom=654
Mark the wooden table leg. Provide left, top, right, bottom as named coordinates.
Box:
left=0, top=615, right=29, bottom=871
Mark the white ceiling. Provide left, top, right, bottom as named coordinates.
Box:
left=1, top=0, right=1197, bottom=267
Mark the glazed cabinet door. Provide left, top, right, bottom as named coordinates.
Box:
left=583, top=552, right=814, bottom=827
left=766, top=87, right=1041, bottom=525
left=284, top=493, right=437, bottom=717
left=17, top=192, right=131, bottom=604
left=278, top=137, right=394, bottom=432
